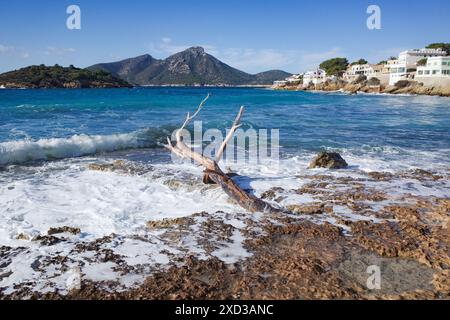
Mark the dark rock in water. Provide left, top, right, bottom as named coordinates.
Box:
left=308, top=152, right=348, bottom=169
left=31, top=235, right=63, bottom=246
left=48, top=226, right=81, bottom=236
left=260, top=187, right=286, bottom=201
left=146, top=217, right=193, bottom=230
left=287, top=203, right=327, bottom=215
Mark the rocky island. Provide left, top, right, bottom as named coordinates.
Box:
left=0, top=65, right=132, bottom=89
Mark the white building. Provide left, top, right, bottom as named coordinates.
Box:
left=389, top=48, right=447, bottom=85
left=302, top=69, right=327, bottom=87
left=382, top=59, right=398, bottom=74
left=343, top=64, right=383, bottom=82
left=416, top=56, right=450, bottom=88
left=273, top=80, right=287, bottom=86
left=286, top=74, right=302, bottom=84
left=416, top=56, right=450, bottom=78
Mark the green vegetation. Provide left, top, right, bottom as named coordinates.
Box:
left=350, top=59, right=368, bottom=65
left=417, top=58, right=427, bottom=66
left=426, top=43, right=450, bottom=55
left=0, top=65, right=132, bottom=88
left=319, top=58, right=349, bottom=76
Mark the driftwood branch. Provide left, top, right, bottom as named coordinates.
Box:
left=165, top=96, right=283, bottom=214
left=215, top=106, right=244, bottom=162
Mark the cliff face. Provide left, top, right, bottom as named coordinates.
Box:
left=88, top=47, right=291, bottom=86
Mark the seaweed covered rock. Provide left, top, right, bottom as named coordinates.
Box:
left=308, top=152, right=348, bottom=169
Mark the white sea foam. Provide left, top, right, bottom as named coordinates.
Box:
left=0, top=146, right=449, bottom=295
left=0, top=161, right=236, bottom=245
left=0, top=131, right=149, bottom=166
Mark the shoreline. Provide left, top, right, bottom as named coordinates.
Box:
left=0, top=85, right=272, bottom=90
left=1, top=163, right=448, bottom=299
left=273, top=81, right=450, bottom=97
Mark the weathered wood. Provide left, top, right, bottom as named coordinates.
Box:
left=165, top=95, right=283, bottom=214
left=203, top=169, right=283, bottom=213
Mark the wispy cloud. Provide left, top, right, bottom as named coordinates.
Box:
left=43, top=46, right=76, bottom=55
left=0, top=45, right=29, bottom=60
left=147, top=38, right=346, bottom=73
left=0, top=44, right=15, bottom=53
left=218, top=48, right=296, bottom=72
left=219, top=47, right=346, bottom=73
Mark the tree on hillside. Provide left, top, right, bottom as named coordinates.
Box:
left=377, top=60, right=387, bottom=65
left=426, top=43, right=450, bottom=55
left=351, top=59, right=368, bottom=65
left=319, top=58, right=349, bottom=76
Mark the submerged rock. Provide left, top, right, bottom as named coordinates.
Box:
left=287, top=203, right=327, bottom=215
left=16, top=233, right=31, bottom=240
left=88, top=160, right=127, bottom=172
left=88, top=160, right=152, bottom=175
left=308, top=152, right=348, bottom=169
left=146, top=217, right=193, bottom=230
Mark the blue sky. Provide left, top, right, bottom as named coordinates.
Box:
left=1, top=0, right=449, bottom=74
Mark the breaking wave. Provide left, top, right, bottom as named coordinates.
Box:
left=0, top=127, right=173, bottom=166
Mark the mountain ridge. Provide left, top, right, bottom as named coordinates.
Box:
left=88, top=47, right=291, bottom=86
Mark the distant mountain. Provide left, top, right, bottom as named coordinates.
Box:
left=254, top=70, right=294, bottom=84
left=0, top=65, right=132, bottom=89
left=88, top=47, right=291, bottom=86
left=88, top=54, right=157, bottom=84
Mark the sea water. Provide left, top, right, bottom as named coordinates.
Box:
left=0, top=87, right=449, bottom=293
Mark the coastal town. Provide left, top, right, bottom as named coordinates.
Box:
left=273, top=44, right=450, bottom=96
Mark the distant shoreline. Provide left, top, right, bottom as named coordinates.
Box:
left=273, top=81, right=450, bottom=97
left=0, top=85, right=272, bottom=90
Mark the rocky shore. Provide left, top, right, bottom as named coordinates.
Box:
left=1, top=156, right=448, bottom=300
left=274, top=78, right=450, bottom=97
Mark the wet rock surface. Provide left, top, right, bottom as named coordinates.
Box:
left=1, top=167, right=449, bottom=300
left=48, top=226, right=81, bottom=236
left=309, top=152, right=348, bottom=169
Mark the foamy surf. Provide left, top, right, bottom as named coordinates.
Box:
left=0, top=128, right=169, bottom=166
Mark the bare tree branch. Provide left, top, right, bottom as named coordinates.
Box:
left=165, top=95, right=283, bottom=214
left=215, top=106, right=244, bottom=162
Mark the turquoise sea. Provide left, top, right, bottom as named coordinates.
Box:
left=1, top=87, right=449, bottom=167
left=1, top=87, right=449, bottom=294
